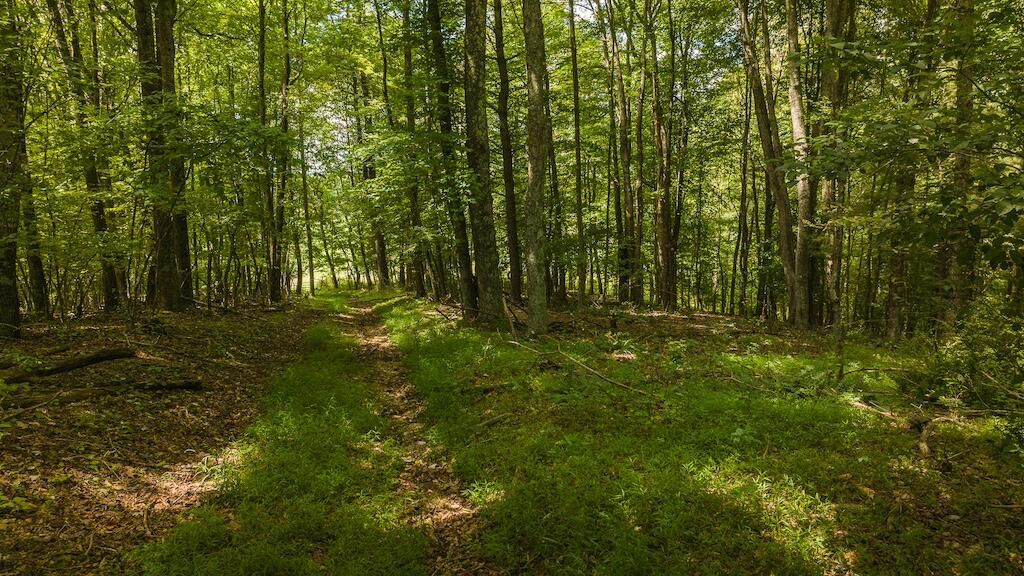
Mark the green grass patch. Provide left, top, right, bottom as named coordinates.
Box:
left=379, top=299, right=1024, bottom=575
left=134, top=298, right=429, bottom=575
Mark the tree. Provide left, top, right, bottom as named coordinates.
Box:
left=464, top=0, right=502, bottom=320
left=569, top=0, right=586, bottom=306
left=0, top=0, right=23, bottom=337
left=522, top=0, right=550, bottom=333
left=426, top=0, right=476, bottom=317
left=494, top=0, right=522, bottom=305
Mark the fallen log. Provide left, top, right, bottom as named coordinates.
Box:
left=0, top=347, right=137, bottom=384
left=1, top=378, right=202, bottom=413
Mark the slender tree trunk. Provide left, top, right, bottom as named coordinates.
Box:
left=544, top=81, right=566, bottom=303
left=608, top=0, right=633, bottom=303
left=278, top=0, right=295, bottom=295
left=784, top=0, right=813, bottom=328
left=0, top=1, right=23, bottom=337
left=256, top=0, right=281, bottom=303
left=822, top=0, right=856, bottom=328
left=738, top=78, right=752, bottom=316
left=464, top=0, right=502, bottom=321
left=949, top=0, right=974, bottom=321
left=522, top=0, right=549, bottom=334
left=494, top=0, right=521, bottom=305
left=402, top=0, right=426, bottom=297
left=648, top=0, right=674, bottom=310
left=299, top=115, right=315, bottom=294
left=569, top=0, right=586, bottom=307
left=16, top=103, right=47, bottom=317
left=47, top=0, right=120, bottom=310
left=736, top=0, right=800, bottom=324
left=632, top=31, right=647, bottom=305
left=426, top=0, right=476, bottom=315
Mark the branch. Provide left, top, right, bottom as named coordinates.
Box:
left=510, top=340, right=655, bottom=398
left=0, top=348, right=138, bottom=384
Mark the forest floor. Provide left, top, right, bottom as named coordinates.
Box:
left=0, top=303, right=318, bottom=575
left=3, top=290, right=1024, bottom=575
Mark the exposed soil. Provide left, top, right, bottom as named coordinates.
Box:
left=0, top=305, right=320, bottom=576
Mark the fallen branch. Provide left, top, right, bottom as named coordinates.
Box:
left=839, top=366, right=921, bottom=383
left=477, top=412, right=513, bottom=428
left=1, top=378, right=201, bottom=413
left=917, top=416, right=954, bottom=456
left=510, top=339, right=655, bottom=398
left=1, top=347, right=138, bottom=384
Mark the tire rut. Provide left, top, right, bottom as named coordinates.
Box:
left=343, top=300, right=501, bottom=576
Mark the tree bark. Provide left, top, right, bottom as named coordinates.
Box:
left=735, top=0, right=800, bottom=324
left=464, top=0, right=502, bottom=321
left=426, top=0, right=477, bottom=315
left=47, top=0, right=120, bottom=310
left=608, top=0, right=633, bottom=303
left=0, top=0, right=22, bottom=337
left=784, top=0, right=812, bottom=328
left=569, top=0, right=586, bottom=307
left=133, top=0, right=182, bottom=310
left=648, top=0, right=674, bottom=310
left=522, top=0, right=549, bottom=334
left=402, top=0, right=426, bottom=297
left=494, top=0, right=521, bottom=305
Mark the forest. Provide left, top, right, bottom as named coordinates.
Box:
left=1, top=0, right=1023, bottom=572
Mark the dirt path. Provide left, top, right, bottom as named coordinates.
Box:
left=343, top=299, right=500, bottom=576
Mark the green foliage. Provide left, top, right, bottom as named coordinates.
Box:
left=921, top=296, right=1024, bottom=414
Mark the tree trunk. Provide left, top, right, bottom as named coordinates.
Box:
left=402, top=0, right=426, bottom=297
left=608, top=0, right=633, bottom=303
left=464, top=0, right=502, bottom=321
left=522, top=0, right=549, bottom=334
left=0, top=1, right=22, bottom=337
left=569, top=0, right=586, bottom=308
left=299, top=115, right=315, bottom=294
left=632, top=30, right=647, bottom=306
left=735, top=0, right=800, bottom=325
left=494, top=0, right=521, bottom=305
left=784, top=0, right=813, bottom=328
left=426, top=0, right=476, bottom=315
left=46, top=0, right=120, bottom=310
left=134, top=0, right=182, bottom=310
left=648, top=0, right=674, bottom=310
left=257, top=0, right=280, bottom=303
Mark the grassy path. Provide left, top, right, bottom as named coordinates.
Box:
left=136, top=292, right=491, bottom=575
left=137, top=291, right=1024, bottom=575
left=345, top=297, right=495, bottom=575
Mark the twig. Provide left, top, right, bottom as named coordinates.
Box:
left=511, top=339, right=655, bottom=398
left=0, top=392, right=63, bottom=423
left=477, top=412, right=513, bottom=428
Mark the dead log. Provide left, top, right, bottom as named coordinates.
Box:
left=0, top=348, right=137, bottom=384
left=1, top=378, right=202, bottom=413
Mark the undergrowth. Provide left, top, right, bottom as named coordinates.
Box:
left=377, top=298, right=1024, bottom=575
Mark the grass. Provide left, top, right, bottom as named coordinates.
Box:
left=136, top=292, right=1024, bottom=575
left=377, top=298, right=1024, bottom=575
left=134, top=294, right=429, bottom=576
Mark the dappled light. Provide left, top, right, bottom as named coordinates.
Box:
left=2, top=0, right=1023, bottom=569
